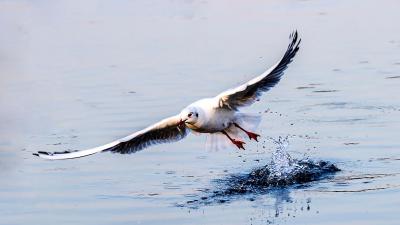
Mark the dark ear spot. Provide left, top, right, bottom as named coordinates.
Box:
left=195, top=113, right=199, bottom=117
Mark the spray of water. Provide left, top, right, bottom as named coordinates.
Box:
left=217, top=136, right=340, bottom=194
left=268, top=136, right=298, bottom=179
left=183, top=137, right=340, bottom=207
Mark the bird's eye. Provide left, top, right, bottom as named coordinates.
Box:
left=188, top=113, right=192, bottom=117
left=195, top=113, right=199, bottom=117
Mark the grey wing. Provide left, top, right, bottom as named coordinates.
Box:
left=216, top=31, right=301, bottom=110
left=108, top=115, right=189, bottom=154
left=34, top=115, right=188, bottom=160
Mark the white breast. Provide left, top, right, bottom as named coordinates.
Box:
left=187, top=98, right=236, bottom=133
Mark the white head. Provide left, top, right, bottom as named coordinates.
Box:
left=179, top=107, right=200, bottom=126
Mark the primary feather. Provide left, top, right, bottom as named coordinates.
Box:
left=217, top=31, right=301, bottom=110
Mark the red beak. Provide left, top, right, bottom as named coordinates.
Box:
left=179, top=119, right=187, bottom=126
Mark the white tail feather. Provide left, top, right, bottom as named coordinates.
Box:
left=235, top=112, right=262, bottom=131
left=205, top=132, right=231, bottom=151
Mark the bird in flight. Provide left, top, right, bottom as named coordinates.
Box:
left=34, top=31, right=301, bottom=160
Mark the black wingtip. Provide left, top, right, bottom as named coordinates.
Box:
left=32, top=153, right=39, bottom=157
left=37, top=151, right=50, bottom=155
left=289, top=30, right=300, bottom=47
left=54, top=150, right=76, bottom=154
left=294, top=30, right=301, bottom=45
left=283, top=30, right=301, bottom=62
left=290, top=30, right=297, bottom=38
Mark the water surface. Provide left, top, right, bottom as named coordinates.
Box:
left=1, top=1, right=400, bottom=224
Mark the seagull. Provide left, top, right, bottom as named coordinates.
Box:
left=34, top=31, right=301, bottom=160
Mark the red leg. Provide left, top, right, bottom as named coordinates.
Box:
left=221, top=131, right=246, bottom=150
left=234, top=123, right=260, bottom=142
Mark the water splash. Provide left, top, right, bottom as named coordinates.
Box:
left=269, top=136, right=298, bottom=181
left=220, top=137, right=340, bottom=194
left=184, top=137, right=340, bottom=207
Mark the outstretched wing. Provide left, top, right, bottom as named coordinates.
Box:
left=34, top=115, right=188, bottom=160
left=216, top=31, right=301, bottom=110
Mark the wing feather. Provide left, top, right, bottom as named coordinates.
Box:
left=34, top=115, right=188, bottom=159
left=109, top=116, right=188, bottom=154
left=217, top=31, right=301, bottom=110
